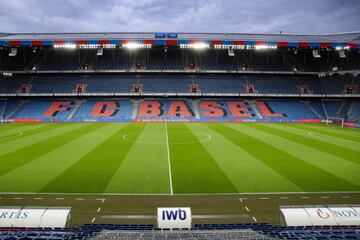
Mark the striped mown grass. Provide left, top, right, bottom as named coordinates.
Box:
left=0, top=122, right=359, bottom=194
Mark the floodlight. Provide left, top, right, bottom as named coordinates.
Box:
left=65, top=44, right=77, bottom=49
left=54, top=44, right=77, bottom=49
left=78, top=44, right=100, bottom=49
left=2, top=72, right=13, bottom=77
left=180, top=43, right=209, bottom=49
left=214, top=44, right=244, bottom=50
left=123, top=42, right=142, bottom=49
left=254, top=45, right=277, bottom=50
left=192, top=43, right=209, bottom=49
left=102, top=44, right=116, bottom=49
left=123, top=43, right=151, bottom=49
left=335, top=46, right=350, bottom=51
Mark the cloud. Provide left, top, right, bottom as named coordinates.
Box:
left=0, top=0, right=359, bottom=33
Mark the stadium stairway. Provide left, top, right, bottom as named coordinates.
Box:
left=301, top=100, right=323, bottom=119
left=347, top=100, right=360, bottom=122
left=250, top=101, right=264, bottom=120
left=0, top=99, right=6, bottom=120
left=131, top=100, right=139, bottom=120
left=191, top=100, right=201, bottom=120
left=2, top=100, right=17, bottom=120
left=6, top=100, right=29, bottom=120
left=308, top=100, right=327, bottom=119
left=262, top=100, right=319, bottom=121
left=322, top=100, right=344, bottom=118
left=67, top=100, right=84, bottom=120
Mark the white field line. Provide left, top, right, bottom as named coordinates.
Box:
left=165, top=123, right=173, bottom=195
left=0, top=191, right=359, bottom=196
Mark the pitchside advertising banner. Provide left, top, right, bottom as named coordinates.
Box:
left=0, top=207, right=71, bottom=228
left=280, top=206, right=360, bottom=226
left=157, top=207, right=192, bottom=229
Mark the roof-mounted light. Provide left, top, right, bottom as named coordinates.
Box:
left=123, top=42, right=151, bottom=49
left=335, top=46, right=350, bottom=51
left=180, top=43, right=209, bottom=49
left=192, top=43, right=210, bottom=49
left=254, top=45, right=277, bottom=50
left=214, top=44, right=244, bottom=50
left=54, top=43, right=117, bottom=49
left=78, top=44, right=100, bottom=49
left=54, top=43, right=77, bottom=49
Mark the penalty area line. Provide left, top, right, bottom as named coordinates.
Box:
left=165, top=123, right=174, bottom=196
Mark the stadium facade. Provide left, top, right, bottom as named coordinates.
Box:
left=0, top=32, right=360, bottom=239
left=0, top=31, right=359, bottom=126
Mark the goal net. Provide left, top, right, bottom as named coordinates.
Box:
left=325, top=117, right=345, bottom=127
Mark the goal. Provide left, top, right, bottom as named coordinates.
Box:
left=325, top=117, right=345, bottom=127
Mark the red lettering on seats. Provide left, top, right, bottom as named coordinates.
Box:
left=91, top=101, right=119, bottom=117
left=256, top=101, right=284, bottom=117
left=168, top=101, right=194, bottom=117
left=227, top=101, right=252, bottom=117
left=44, top=102, right=72, bottom=117
left=199, top=101, right=227, bottom=117
left=139, top=101, right=163, bottom=117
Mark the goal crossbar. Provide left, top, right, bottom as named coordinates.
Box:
left=325, top=117, right=345, bottom=127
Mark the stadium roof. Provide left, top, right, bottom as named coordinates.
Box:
left=0, top=32, right=359, bottom=48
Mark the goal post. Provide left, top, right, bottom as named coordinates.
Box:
left=0, top=117, right=9, bottom=125
left=326, top=117, right=345, bottom=127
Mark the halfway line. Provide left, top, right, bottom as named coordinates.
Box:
left=165, top=123, right=174, bottom=195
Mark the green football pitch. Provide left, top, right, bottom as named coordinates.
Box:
left=0, top=122, right=359, bottom=194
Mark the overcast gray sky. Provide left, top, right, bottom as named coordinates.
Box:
left=0, top=0, right=359, bottom=34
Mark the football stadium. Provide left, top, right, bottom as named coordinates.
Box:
left=0, top=31, right=360, bottom=239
